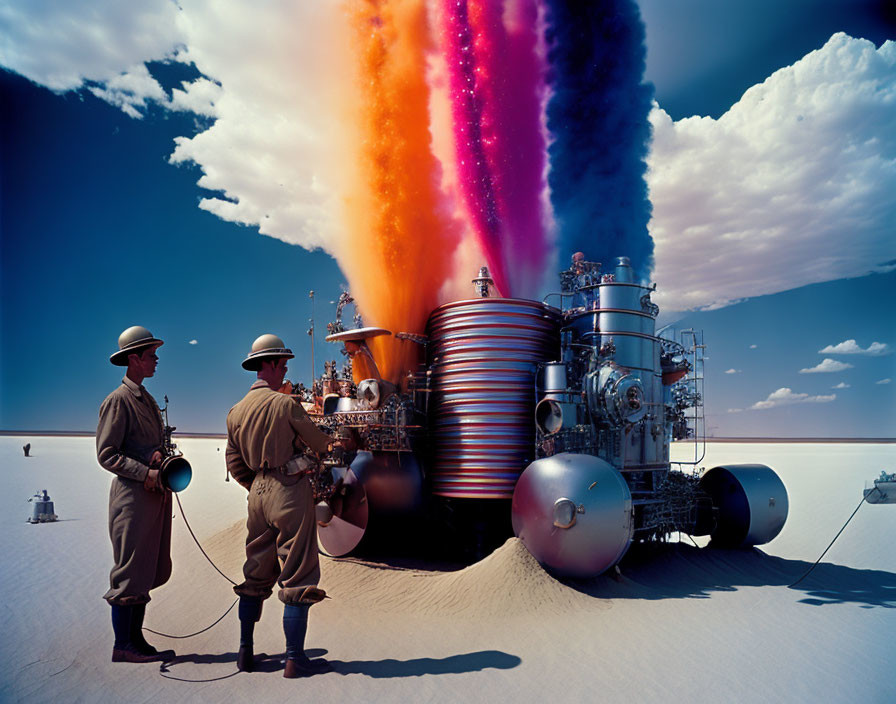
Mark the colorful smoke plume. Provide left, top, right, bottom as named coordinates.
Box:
left=543, top=0, right=655, bottom=281
left=331, top=0, right=653, bottom=382
left=437, top=0, right=549, bottom=298
left=339, top=0, right=461, bottom=384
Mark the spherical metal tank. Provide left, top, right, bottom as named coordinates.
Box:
left=699, top=464, right=789, bottom=547
left=350, top=450, right=423, bottom=514
left=511, top=453, right=634, bottom=577
left=427, top=299, right=560, bottom=499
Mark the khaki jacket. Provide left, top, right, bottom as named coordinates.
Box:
left=226, top=380, right=332, bottom=489
left=97, top=376, right=164, bottom=483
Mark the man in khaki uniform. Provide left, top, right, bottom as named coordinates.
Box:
left=96, top=325, right=175, bottom=663
left=226, top=334, right=335, bottom=678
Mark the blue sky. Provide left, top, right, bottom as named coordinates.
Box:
left=1, top=1, right=894, bottom=436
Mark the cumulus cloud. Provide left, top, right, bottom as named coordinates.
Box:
left=87, top=63, right=169, bottom=119
left=724, top=368, right=740, bottom=374
left=0, top=1, right=354, bottom=255
left=0, top=0, right=184, bottom=94
left=750, top=387, right=836, bottom=410
left=749, top=344, right=758, bottom=349
left=164, top=1, right=358, bottom=254
left=189, top=339, right=198, bottom=345
left=649, top=34, right=896, bottom=312
left=877, top=378, right=892, bottom=385
left=832, top=382, right=850, bottom=389
left=818, top=339, right=892, bottom=356
left=799, top=358, right=854, bottom=374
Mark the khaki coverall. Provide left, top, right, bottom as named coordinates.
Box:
left=96, top=376, right=172, bottom=605
left=226, top=380, right=332, bottom=604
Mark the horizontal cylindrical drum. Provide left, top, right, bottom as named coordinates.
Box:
left=427, top=299, right=560, bottom=498
left=698, top=464, right=789, bottom=547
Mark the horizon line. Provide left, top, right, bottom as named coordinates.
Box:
left=2, top=430, right=895, bottom=444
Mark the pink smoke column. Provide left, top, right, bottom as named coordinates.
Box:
left=439, top=0, right=549, bottom=298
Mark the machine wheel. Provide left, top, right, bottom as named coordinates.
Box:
left=317, top=466, right=369, bottom=557
left=699, top=464, right=788, bottom=547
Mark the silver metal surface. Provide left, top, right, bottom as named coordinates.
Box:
left=318, top=466, right=368, bottom=557
left=699, top=464, right=789, bottom=547
left=324, top=326, right=391, bottom=343
left=427, top=298, right=560, bottom=498
left=512, top=453, right=633, bottom=577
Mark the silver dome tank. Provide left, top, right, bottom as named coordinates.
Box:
left=512, top=453, right=634, bottom=577
left=426, top=298, right=560, bottom=498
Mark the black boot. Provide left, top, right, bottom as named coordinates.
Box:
left=282, top=603, right=331, bottom=678
left=110, top=604, right=158, bottom=663
left=131, top=603, right=176, bottom=661
left=237, top=597, right=263, bottom=672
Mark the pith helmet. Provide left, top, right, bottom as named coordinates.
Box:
left=242, top=333, right=294, bottom=371
left=110, top=326, right=164, bottom=366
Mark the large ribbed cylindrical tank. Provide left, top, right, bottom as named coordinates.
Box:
left=512, top=453, right=634, bottom=577
left=427, top=299, right=560, bottom=498
left=698, top=464, right=789, bottom=547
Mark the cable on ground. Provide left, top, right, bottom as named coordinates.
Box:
left=789, top=487, right=878, bottom=588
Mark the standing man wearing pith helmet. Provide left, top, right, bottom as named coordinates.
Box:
left=226, top=334, right=336, bottom=678
left=96, top=326, right=175, bottom=663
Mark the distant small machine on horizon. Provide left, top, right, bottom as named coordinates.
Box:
left=864, top=471, right=896, bottom=504
left=27, top=490, right=57, bottom=524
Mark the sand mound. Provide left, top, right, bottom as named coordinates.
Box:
left=324, top=538, right=604, bottom=618
left=200, top=519, right=602, bottom=619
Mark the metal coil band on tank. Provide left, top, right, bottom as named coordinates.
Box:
left=426, top=299, right=561, bottom=499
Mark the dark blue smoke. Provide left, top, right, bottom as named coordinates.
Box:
left=544, top=0, right=655, bottom=281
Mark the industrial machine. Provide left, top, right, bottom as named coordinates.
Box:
left=27, top=490, right=58, bottom=523
left=304, top=255, right=789, bottom=577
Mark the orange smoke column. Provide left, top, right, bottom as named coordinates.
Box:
left=340, top=0, right=461, bottom=384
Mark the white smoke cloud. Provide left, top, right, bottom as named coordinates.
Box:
left=818, top=339, right=892, bottom=356
left=649, top=34, right=896, bottom=312
left=800, top=358, right=854, bottom=374
left=750, top=387, right=836, bottom=410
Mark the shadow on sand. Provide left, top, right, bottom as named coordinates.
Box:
left=563, top=543, right=896, bottom=609
left=327, top=650, right=521, bottom=678
left=163, top=649, right=520, bottom=679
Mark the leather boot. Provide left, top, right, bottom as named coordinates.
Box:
left=110, top=604, right=158, bottom=663
left=131, top=603, right=176, bottom=661
left=282, top=603, right=332, bottom=678
left=237, top=597, right=263, bottom=672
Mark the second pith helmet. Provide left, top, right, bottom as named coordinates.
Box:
left=242, top=333, right=294, bottom=371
